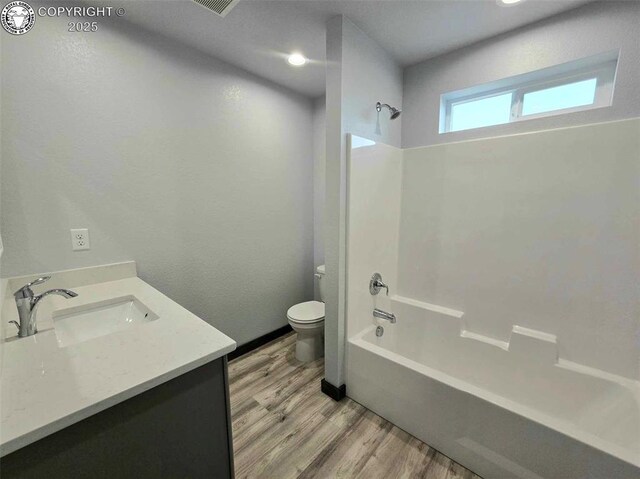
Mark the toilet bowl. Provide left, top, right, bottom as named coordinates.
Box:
left=287, top=265, right=325, bottom=362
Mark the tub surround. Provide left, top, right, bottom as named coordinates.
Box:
left=345, top=120, right=640, bottom=478
left=0, top=262, right=236, bottom=457
left=397, top=118, right=640, bottom=380
left=346, top=134, right=402, bottom=340
left=347, top=118, right=640, bottom=379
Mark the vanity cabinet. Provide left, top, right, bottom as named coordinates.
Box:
left=1, top=357, right=234, bottom=478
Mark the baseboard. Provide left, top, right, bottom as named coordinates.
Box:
left=321, top=379, right=346, bottom=401
left=227, top=324, right=293, bottom=361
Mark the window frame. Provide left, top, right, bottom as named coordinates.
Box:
left=441, top=54, right=618, bottom=134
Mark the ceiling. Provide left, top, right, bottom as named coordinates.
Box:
left=115, top=0, right=593, bottom=97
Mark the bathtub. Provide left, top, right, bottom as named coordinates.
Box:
left=346, top=296, right=640, bottom=479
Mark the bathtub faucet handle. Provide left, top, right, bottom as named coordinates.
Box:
left=369, top=273, right=389, bottom=296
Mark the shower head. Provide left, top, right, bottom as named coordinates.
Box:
left=376, top=102, right=401, bottom=120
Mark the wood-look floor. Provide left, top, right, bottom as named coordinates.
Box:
left=229, top=332, right=481, bottom=479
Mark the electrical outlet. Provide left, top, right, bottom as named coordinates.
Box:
left=70, top=228, right=90, bottom=251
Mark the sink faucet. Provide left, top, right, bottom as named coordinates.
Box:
left=11, top=276, right=78, bottom=338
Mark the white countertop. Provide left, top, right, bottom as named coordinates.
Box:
left=0, top=262, right=236, bottom=456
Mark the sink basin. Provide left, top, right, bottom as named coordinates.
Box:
left=53, top=296, right=158, bottom=347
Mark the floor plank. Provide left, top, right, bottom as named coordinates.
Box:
left=230, top=332, right=481, bottom=479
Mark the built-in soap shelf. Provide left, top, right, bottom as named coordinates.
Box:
left=391, top=295, right=464, bottom=319
left=391, top=295, right=559, bottom=363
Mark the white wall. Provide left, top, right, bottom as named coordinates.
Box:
left=0, top=11, right=314, bottom=346
left=346, top=136, right=402, bottom=344
left=324, top=15, right=346, bottom=389
left=397, top=119, right=640, bottom=380
left=313, top=95, right=326, bottom=300
left=402, top=1, right=640, bottom=148
left=324, top=15, right=403, bottom=387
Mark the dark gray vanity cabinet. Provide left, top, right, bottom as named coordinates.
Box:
left=0, top=357, right=234, bottom=478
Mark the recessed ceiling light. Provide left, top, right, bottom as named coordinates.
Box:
left=287, top=53, right=307, bottom=67
left=497, top=0, right=524, bottom=5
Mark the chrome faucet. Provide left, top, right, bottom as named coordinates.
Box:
left=11, top=276, right=78, bottom=338
left=369, top=273, right=389, bottom=296
left=373, top=308, right=396, bottom=324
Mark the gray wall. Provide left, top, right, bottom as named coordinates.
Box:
left=341, top=19, right=403, bottom=149
left=1, top=11, right=314, bottom=346
left=402, top=1, right=640, bottom=148
left=313, top=95, right=326, bottom=300
left=324, top=15, right=403, bottom=387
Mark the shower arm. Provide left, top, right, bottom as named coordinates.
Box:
left=376, top=102, right=391, bottom=112
left=376, top=101, right=401, bottom=119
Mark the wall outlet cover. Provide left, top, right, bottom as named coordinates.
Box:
left=70, top=228, right=90, bottom=251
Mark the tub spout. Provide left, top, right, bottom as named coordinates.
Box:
left=373, top=308, right=396, bottom=324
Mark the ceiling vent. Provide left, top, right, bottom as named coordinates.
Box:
left=192, top=0, right=240, bottom=17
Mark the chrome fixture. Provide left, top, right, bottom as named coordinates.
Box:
left=370, top=273, right=389, bottom=296
left=373, top=308, right=396, bottom=324
left=376, top=102, right=401, bottom=120
left=12, top=276, right=78, bottom=338
left=376, top=326, right=384, bottom=337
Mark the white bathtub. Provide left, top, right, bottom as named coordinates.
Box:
left=346, top=296, right=640, bottom=479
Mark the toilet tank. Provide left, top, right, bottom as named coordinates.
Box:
left=316, top=265, right=326, bottom=302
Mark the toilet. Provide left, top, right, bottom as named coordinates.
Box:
left=287, top=265, right=325, bottom=362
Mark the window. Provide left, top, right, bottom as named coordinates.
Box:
left=521, top=78, right=597, bottom=116
left=440, top=52, right=618, bottom=134
left=449, top=92, right=512, bottom=132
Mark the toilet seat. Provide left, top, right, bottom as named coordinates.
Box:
left=287, top=301, right=325, bottom=324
